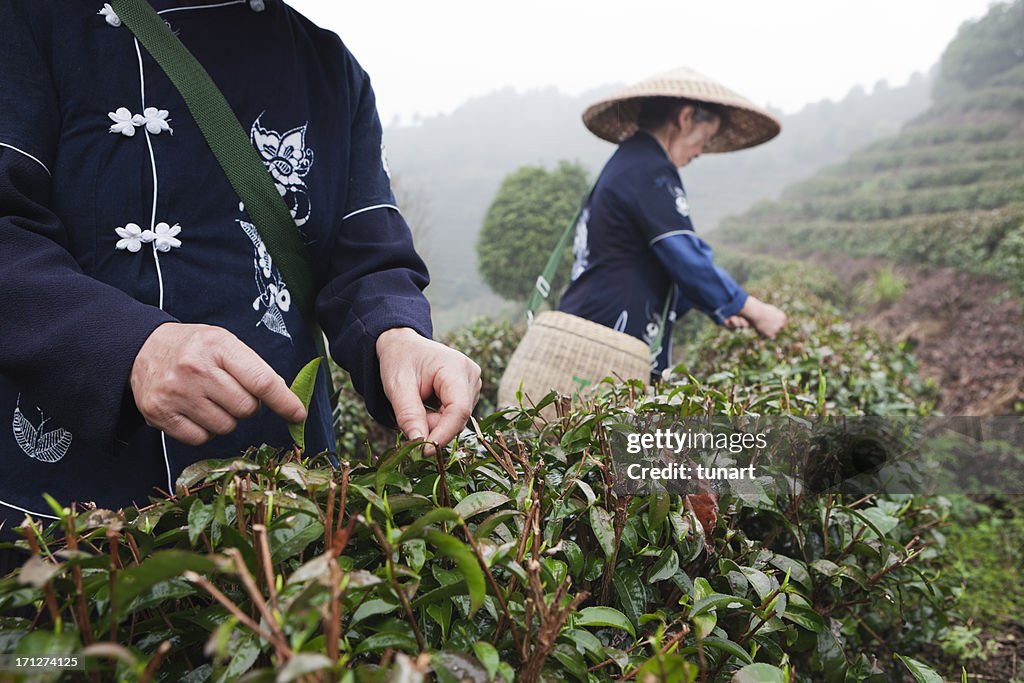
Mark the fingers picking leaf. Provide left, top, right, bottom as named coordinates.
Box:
left=288, top=357, right=321, bottom=450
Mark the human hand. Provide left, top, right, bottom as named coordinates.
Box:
left=130, top=323, right=306, bottom=446
left=738, top=296, right=787, bottom=338
left=723, top=315, right=750, bottom=330
left=376, top=327, right=482, bottom=455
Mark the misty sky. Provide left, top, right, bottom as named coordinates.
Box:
left=286, top=0, right=996, bottom=125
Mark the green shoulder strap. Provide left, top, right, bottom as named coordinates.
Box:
left=526, top=187, right=674, bottom=359
left=109, top=0, right=318, bottom=341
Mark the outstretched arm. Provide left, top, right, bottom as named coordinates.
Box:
left=315, top=45, right=479, bottom=448
left=651, top=235, right=786, bottom=338
left=627, top=164, right=786, bottom=338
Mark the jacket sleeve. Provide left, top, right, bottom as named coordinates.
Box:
left=650, top=235, right=748, bottom=324
left=0, top=3, right=176, bottom=450
left=628, top=166, right=748, bottom=324
left=314, top=49, right=432, bottom=428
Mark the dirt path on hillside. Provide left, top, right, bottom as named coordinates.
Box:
left=801, top=256, right=1023, bottom=416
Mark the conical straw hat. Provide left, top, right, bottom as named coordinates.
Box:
left=582, top=66, right=781, bottom=153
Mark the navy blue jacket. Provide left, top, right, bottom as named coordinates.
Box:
left=0, top=0, right=432, bottom=537
left=559, top=132, right=748, bottom=375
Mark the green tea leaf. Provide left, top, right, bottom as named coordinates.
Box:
left=814, top=629, right=848, bottom=682
left=276, top=653, right=333, bottom=681
left=472, top=641, right=500, bottom=681
left=634, top=654, right=696, bottom=683
left=398, top=508, right=461, bottom=544
left=783, top=603, right=826, bottom=633
left=739, top=567, right=775, bottom=601
left=425, top=530, right=485, bottom=616
left=114, top=550, right=217, bottom=608
left=561, top=539, right=584, bottom=576
left=225, top=634, right=262, bottom=681
left=427, top=600, right=453, bottom=638
left=732, top=662, right=788, bottom=683
left=894, top=654, right=943, bottom=683
left=648, top=490, right=671, bottom=532
left=351, top=598, right=399, bottom=625
left=576, top=606, right=636, bottom=637
left=690, top=593, right=752, bottom=618
left=590, top=506, right=615, bottom=559
left=374, top=439, right=424, bottom=494
left=689, top=636, right=753, bottom=665
left=354, top=632, right=419, bottom=655
left=612, top=567, right=646, bottom=630
left=433, top=651, right=491, bottom=683
left=691, top=577, right=716, bottom=639
left=550, top=643, right=589, bottom=683
left=454, top=491, right=511, bottom=520
left=269, top=514, right=324, bottom=564
left=474, top=509, right=521, bottom=539
left=650, top=548, right=679, bottom=583
left=187, top=499, right=214, bottom=546
left=573, top=479, right=597, bottom=506
left=287, top=357, right=321, bottom=450
left=14, top=630, right=79, bottom=657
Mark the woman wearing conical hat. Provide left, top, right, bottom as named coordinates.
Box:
left=559, top=66, right=788, bottom=377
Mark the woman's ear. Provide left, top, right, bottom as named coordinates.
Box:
left=676, top=104, right=695, bottom=133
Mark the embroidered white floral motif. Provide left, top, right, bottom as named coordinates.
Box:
left=13, top=396, right=72, bottom=464
left=643, top=298, right=674, bottom=371
left=108, top=108, right=139, bottom=137
left=240, top=220, right=292, bottom=339
left=137, top=107, right=173, bottom=135
left=381, top=143, right=391, bottom=179
left=98, top=3, right=121, bottom=27
left=570, top=208, right=590, bottom=281
left=268, top=283, right=291, bottom=311
left=108, top=107, right=172, bottom=137
left=250, top=115, right=314, bottom=226
left=114, top=223, right=147, bottom=252
left=256, top=243, right=273, bottom=278
left=115, top=222, right=182, bottom=253
left=670, top=186, right=690, bottom=217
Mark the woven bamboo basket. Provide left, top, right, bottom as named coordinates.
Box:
left=497, top=311, right=651, bottom=409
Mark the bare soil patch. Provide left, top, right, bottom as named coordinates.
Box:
left=801, top=254, right=1023, bottom=416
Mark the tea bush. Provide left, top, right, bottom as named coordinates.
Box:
left=0, top=407, right=960, bottom=682
left=0, top=268, right=960, bottom=682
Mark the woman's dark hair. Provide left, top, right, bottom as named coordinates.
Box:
left=636, top=97, right=724, bottom=131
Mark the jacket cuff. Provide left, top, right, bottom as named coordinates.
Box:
left=709, top=290, right=748, bottom=325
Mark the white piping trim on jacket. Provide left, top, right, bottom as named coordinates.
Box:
left=0, top=142, right=52, bottom=177
left=0, top=497, right=60, bottom=520
left=133, top=37, right=174, bottom=495
left=160, top=432, right=173, bottom=494
left=649, top=229, right=697, bottom=247
left=158, top=1, right=246, bottom=15
left=342, top=203, right=400, bottom=221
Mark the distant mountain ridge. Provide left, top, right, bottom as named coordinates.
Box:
left=383, top=75, right=933, bottom=331
left=716, top=0, right=1024, bottom=288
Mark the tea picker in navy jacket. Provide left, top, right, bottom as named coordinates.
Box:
left=0, top=0, right=480, bottom=542
left=560, top=67, right=789, bottom=376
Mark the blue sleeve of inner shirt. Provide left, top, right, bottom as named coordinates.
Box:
left=650, top=233, right=748, bottom=324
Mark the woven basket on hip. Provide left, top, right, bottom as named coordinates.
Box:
left=497, top=311, right=651, bottom=408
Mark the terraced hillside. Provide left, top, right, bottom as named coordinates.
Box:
left=716, top=0, right=1024, bottom=290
